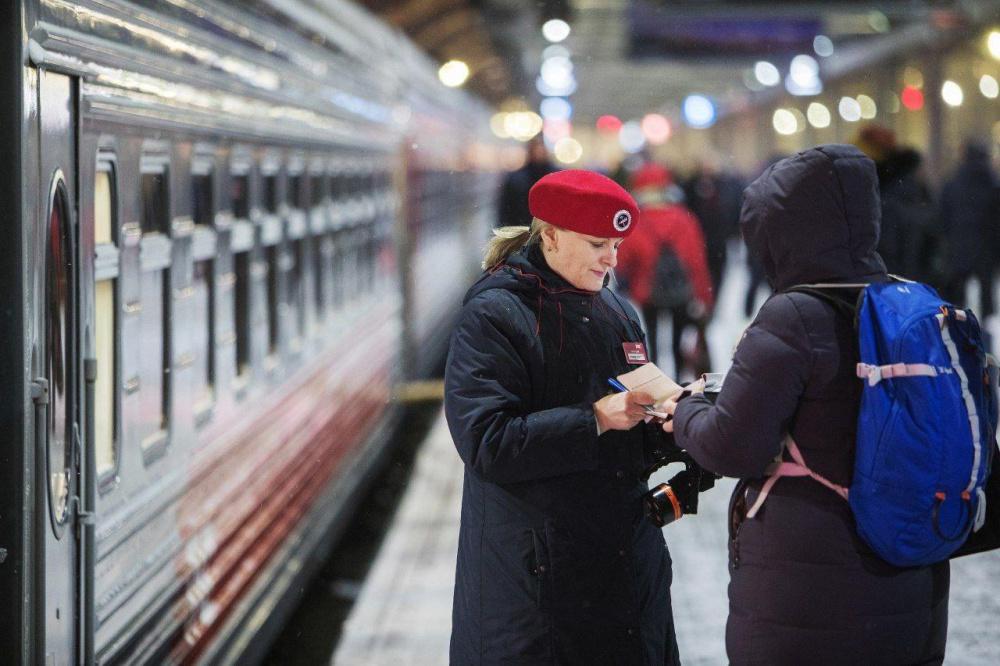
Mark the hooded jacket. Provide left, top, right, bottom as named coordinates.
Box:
left=673, top=145, right=949, bottom=665
left=445, top=243, right=679, bottom=665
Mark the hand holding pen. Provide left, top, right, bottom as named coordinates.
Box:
left=593, top=381, right=657, bottom=433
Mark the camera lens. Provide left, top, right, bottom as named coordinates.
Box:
left=644, top=483, right=683, bottom=527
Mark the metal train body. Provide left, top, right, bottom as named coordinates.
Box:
left=0, top=1, right=499, bottom=663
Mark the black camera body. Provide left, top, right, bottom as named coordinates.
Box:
left=642, top=374, right=724, bottom=527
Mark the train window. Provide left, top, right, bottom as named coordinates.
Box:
left=266, top=244, right=280, bottom=355
left=309, top=174, right=326, bottom=209
left=193, top=172, right=213, bottom=227
left=94, top=165, right=118, bottom=478
left=264, top=174, right=279, bottom=214
left=46, top=178, right=74, bottom=527
left=234, top=251, right=251, bottom=377
left=290, top=239, right=305, bottom=339
left=313, top=233, right=327, bottom=316
left=191, top=169, right=215, bottom=408
left=231, top=173, right=249, bottom=220
left=139, top=163, right=170, bottom=452
left=289, top=174, right=304, bottom=210
left=141, top=171, right=169, bottom=235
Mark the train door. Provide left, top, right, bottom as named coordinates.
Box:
left=35, top=70, right=83, bottom=666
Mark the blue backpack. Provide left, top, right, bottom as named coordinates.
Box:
left=746, top=281, right=998, bottom=567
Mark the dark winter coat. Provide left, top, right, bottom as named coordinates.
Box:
left=940, top=145, right=1000, bottom=275
left=673, top=145, right=950, bottom=665
left=497, top=162, right=558, bottom=227
left=445, top=243, right=679, bottom=665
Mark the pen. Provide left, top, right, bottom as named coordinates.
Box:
left=607, top=378, right=670, bottom=420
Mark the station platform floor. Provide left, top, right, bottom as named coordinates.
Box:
left=332, top=247, right=1000, bottom=665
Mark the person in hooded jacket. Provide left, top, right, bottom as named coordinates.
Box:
left=660, top=145, right=950, bottom=665
left=445, top=169, right=683, bottom=665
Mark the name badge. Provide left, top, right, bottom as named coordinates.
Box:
left=622, top=342, right=648, bottom=365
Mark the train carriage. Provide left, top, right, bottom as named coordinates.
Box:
left=0, top=1, right=498, bottom=663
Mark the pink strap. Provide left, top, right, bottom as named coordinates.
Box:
left=745, top=437, right=849, bottom=519
left=856, top=362, right=937, bottom=386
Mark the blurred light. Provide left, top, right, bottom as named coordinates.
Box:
left=989, top=31, right=1000, bottom=59
left=786, top=55, right=822, bottom=95
left=856, top=94, right=877, bottom=119
left=553, top=137, right=583, bottom=164
left=503, top=111, right=543, bottom=141
left=941, top=80, right=964, bottom=107
left=619, top=121, right=646, bottom=153
left=542, top=19, right=571, bottom=43
left=682, top=94, right=716, bottom=128
left=886, top=92, right=901, bottom=114
left=543, top=118, right=571, bottom=142
left=543, top=45, right=571, bottom=60
left=754, top=61, right=781, bottom=87
left=838, top=97, right=862, bottom=122
left=536, top=74, right=577, bottom=97
left=903, top=67, right=924, bottom=89
left=438, top=60, right=469, bottom=87
left=772, top=108, right=799, bottom=135
left=596, top=114, right=622, bottom=133
left=806, top=102, right=831, bottom=128
left=813, top=35, right=834, bottom=57
left=980, top=74, right=999, bottom=99
left=790, top=55, right=819, bottom=85
left=540, top=97, right=572, bottom=120
left=641, top=113, right=672, bottom=144
left=868, top=11, right=890, bottom=33
left=901, top=85, right=924, bottom=110
left=490, top=112, right=510, bottom=138
left=541, top=56, right=574, bottom=89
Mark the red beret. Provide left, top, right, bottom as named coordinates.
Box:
left=630, top=163, right=674, bottom=190
left=529, top=169, right=639, bottom=238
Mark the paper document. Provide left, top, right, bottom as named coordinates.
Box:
left=616, top=363, right=685, bottom=405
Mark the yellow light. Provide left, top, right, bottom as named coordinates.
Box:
left=438, top=60, right=470, bottom=88
left=553, top=137, right=583, bottom=164
left=504, top=111, right=543, bottom=141
left=980, top=75, right=999, bottom=99
left=941, top=80, right=964, bottom=107
left=806, top=102, right=831, bottom=128
left=772, top=108, right=799, bottom=135
left=988, top=31, right=1000, bottom=59
left=857, top=94, right=877, bottom=119
left=490, top=113, right=510, bottom=138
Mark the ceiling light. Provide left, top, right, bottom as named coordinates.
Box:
left=838, top=97, right=861, bottom=122
left=941, top=80, right=963, bottom=107
left=641, top=114, right=672, bottom=144
left=813, top=35, right=834, bottom=57
left=856, top=94, right=877, bottom=119
left=754, top=61, right=780, bottom=87
left=980, top=75, right=998, bottom=99
left=988, top=31, right=1000, bottom=59
left=596, top=115, right=622, bottom=133
left=542, top=19, right=571, bottom=43
left=901, top=86, right=924, bottom=111
left=806, top=102, right=831, bottom=128
left=554, top=137, right=583, bottom=164
left=619, top=121, right=646, bottom=153
left=438, top=60, right=469, bottom=87
left=540, top=97, right=572, bottom=121
left=682, top=95, right=716, bottom=129
left=772, top=108, right=799, bottom=135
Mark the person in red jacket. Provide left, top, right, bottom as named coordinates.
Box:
left=617, top=162, right=714, bottom=378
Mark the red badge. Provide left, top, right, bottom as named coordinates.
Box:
left=622, top=342, right=648, bottom=365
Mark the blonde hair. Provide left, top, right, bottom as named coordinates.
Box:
left=482, top=218, right=552, bottom=270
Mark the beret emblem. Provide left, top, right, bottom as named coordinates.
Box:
left=612, top=209, right=632, bottom=232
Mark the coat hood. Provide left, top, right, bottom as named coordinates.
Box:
left=740, top=144, right=887, bottom=292
left=463, top=242, right=598, bottom=305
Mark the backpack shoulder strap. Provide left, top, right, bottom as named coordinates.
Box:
left=784, top=283, right=866, bottom=330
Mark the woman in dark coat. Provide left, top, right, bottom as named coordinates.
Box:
left=445, top=170, right=681, bottom=665
left=662, top=145, right=949, bottom=665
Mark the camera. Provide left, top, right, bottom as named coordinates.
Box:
left=642, top=374, right=724, bottom=527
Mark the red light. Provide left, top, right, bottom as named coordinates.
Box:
left=901, top=86, right=924, bottom=111
left=596, top=114, right=623, bottom=132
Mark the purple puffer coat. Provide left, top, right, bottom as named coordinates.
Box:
left=674, top=145, right=949, bottom=665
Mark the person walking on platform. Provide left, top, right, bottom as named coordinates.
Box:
left=496, top=135, right=557, bottom=227
left=682, top=155, right=743, bottom=297
left=940, top=140, right=1000, bottom=319
left=617, top=162, right=714, bottom=378
left=445, top=170, right=681, bottom=665
left=661, top=145, right=950, bottom=665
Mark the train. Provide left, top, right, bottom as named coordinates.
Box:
left=0, top=0, right=503, bottom=663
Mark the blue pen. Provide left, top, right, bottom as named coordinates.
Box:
left=607, top=377, right=629, bottom=393
left=607, top=378, right=669, bottom=419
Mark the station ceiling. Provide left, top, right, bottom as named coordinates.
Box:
left=359, top=0, right=999, bottom=126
